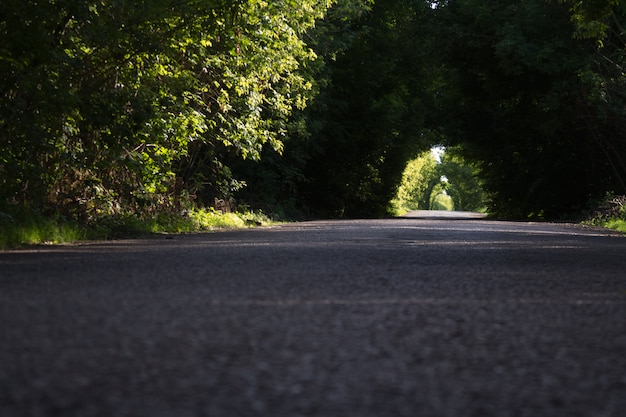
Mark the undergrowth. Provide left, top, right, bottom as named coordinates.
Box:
left=0, top=206, right=276, bottom=250
left=0, top=210, right=86, bottom=249
left=583, top=195, right=626, bottom=233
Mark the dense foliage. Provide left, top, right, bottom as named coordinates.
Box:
left=435, top=0, right=626, bottom=218
left=235, top=0, right=626, bottom=219
left=391, top=147, right=486, bottom=214
left=1, top=0, right=329, bottom=221
left=233, top=0, right=441, bottom=218
left=392, top=151, right=439, bottom=213
left=2, top=0, right=626, bottom=224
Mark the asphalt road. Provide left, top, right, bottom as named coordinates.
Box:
left=1, top=215, right=625, bottom=417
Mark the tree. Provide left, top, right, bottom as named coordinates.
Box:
left=438, top=147, right=487, bottom=212
left=431, top=191, right=454, bottom=211
left=391, top=150, right=439, bottom=212
left=225, top=0, right=376, bottom=218
left=227, top=0, right=626, bottom=220
left=435, top=0, right=626, bottom=218
left=563, top=0, right=626, bottom=195
left=292, top=0, right=440, bottom=217
left=391, top=146, right=486, bottom=213
left=0, top=0, right=330, bottom=220
left=235, top=0, right=626, bottom=220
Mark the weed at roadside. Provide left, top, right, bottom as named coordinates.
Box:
left=0, top=206, right=276, bottom=249
left=0, top=209, right=86, bottom=250
left=582, top=195, right=626, bottom=233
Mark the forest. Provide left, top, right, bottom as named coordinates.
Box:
left=2, top=0, right=626, bottom=227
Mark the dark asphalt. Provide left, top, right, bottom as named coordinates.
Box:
left=1, top=217, right=625, bottom=417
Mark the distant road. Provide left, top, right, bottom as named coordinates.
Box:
left=404, top=209, right=488, bottom=219
left=1, top=218, right=625, bottom=416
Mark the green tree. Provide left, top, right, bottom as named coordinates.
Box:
left=231, top=0, right=626, bottom=220
left=431, top=191, right=454, bottom=211
left=438, top=147, right=486, bottom=212
left=0, top=0, right=330, bottom=220
left=292, top=0, right=439, bottom=217
left=392, top=146, right=486, bottom=213
left=436, top=0, right=626, bottom=218
left=224, top=0, right=376, bottom=218
left=391, top=150, right=439, bottom=212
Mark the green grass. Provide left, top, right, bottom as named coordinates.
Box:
left=0, top=210, right=87, bottom=250
left=582, top=195, right=626, bottom=234
left=596, top=218, right=626, bottom=233
left=0, top=207, right=276, bottom=250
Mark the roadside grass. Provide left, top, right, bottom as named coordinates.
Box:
left=582, top=195, right=626, bottom=233
left=0, top=210, right=87, bottom=250
left=593, top=218, right=626, bottom=233
left=5, top=194, right=623, bottom=250
left=0, top=207, right=276, bottom=250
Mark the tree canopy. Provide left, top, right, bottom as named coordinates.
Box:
left=1, top=0, right=330, bottom=220
left=391, top=147, right=486, bottom=214
left=434, top=0, right=626, bottom=218
left=2, top=0, right=626, bottom=221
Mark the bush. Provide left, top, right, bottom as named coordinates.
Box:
left=0, top=207, right=86, bottom=249
left=584, top=195, right=626, bottom=233
left=0, top=205, right=274, bottom=249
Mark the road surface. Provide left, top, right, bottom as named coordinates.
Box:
left=1, top=216, right=625, bottom=416
left=404, top=209, right=488, bottom=219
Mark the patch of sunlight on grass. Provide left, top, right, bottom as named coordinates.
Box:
left=0, top=217, right=86, bottom=250
left=603, top=219, right=626, bottom=233
left=188, top=209, right=247, bottom=230
left=1, top=207, right=276, bottom=250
